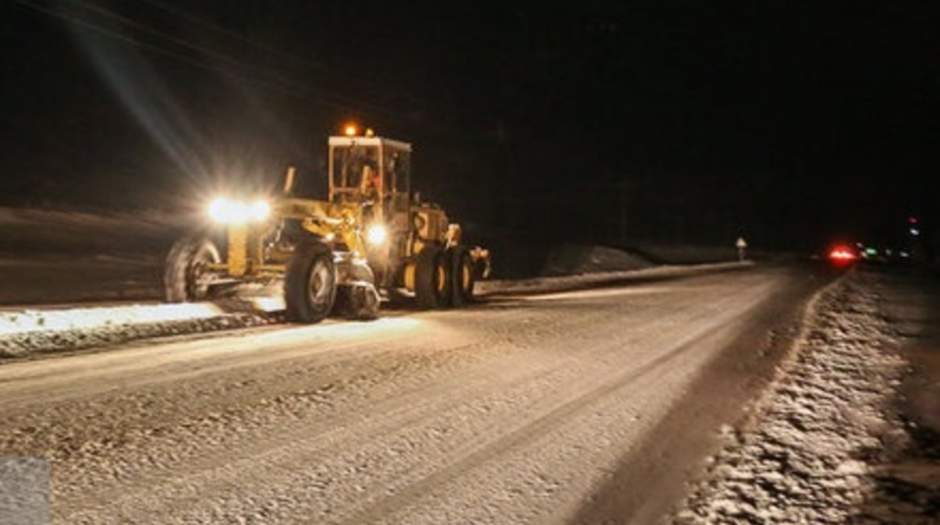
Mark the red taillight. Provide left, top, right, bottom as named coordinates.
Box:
left=828, top=245, right=856, bottom=264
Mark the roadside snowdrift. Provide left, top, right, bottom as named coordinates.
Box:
left=674, top=270, right=938, bottom=523
left=539, top=243, right=653, bottom=276
left=0, top=301, right=279, bottom=359
left=477, top=261, right=752, bottom=296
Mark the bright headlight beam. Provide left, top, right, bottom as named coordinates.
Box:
left=208, top=197, right=236, bottom=223
left=250, top=200, right=270, bottom=222
left=208, top=197, right=270, bottom=224
left=366, top=224, right=387, bottom=245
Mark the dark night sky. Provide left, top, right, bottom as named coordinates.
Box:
left=1, top=1, right=937, bottom=251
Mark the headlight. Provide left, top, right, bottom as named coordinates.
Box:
left=208, top=197, right=270, bottom=224
left=366, top=224, right=387, bottom=245
left=208, top=197, right=237, bottom=223
left=249, top=200, right=270, bottom=221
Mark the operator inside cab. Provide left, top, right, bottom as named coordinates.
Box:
left=358, top=164, right=381, bottom=201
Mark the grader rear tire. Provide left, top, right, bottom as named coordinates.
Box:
left=449, top=246, right=475, bottom=307
left=285, top=241, right=337, bottom=323
left=164, top=236, right=220, bottom=302
left=415, top=244, right=451, bottom=309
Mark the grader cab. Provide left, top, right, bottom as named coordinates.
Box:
left=164, top=130, right=490, bottom=323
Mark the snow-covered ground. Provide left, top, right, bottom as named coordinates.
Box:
left=0, top=301, right=278, bottom=359
left=476, top=260, right=752, bottom=295
left=538, top=243, right=654, bottom=276
left=0, top=205, right=756, bottom=359
left=0, top=261, right=754, bottom=359
left=673, top=269, right=940, bottom=523
left=624, top=242, right=740, bottom=265
left=0, top=265, right=804, bottom=524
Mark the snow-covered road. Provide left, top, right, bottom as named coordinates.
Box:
left=0, top=261, right=752, bottom=359
left=0, top=265, right=830, bottom=524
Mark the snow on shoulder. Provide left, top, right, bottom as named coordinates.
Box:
left=0, top=301, right=278, bottom=359
left=673, top=270, right=934, bottom=524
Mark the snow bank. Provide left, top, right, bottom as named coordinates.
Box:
left=0, top=300, right=281, bottom=359
left=627, top=243, right=739, bottom=264
left=673, top=271, right=932, bottom=523
left=476, top=261, right=753, bottom=296
left=539, top=243, right=653, bottom=276
left=0, top=304, right=228, bottom=336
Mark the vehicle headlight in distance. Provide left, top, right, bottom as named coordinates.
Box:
left=366, top=223, right=387, bottom=245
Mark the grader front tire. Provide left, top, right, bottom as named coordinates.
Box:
left=164, top=237, right=220, bottom=302
left=285, top=242, right=337, bottom=323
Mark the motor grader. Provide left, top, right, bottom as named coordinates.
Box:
left=164, top=129, right=490, bottom=322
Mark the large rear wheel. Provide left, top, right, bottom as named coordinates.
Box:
left=164, top=236, right=220, bottom=302
left=449, top=246, right=476, bottom=307
left=415, top=244, right=451, bottom=309
left=285, top=242, right=337, bottom=323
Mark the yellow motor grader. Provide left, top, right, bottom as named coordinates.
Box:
left=164, top=129, right=490, bottom=322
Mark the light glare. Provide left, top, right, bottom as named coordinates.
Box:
left=829, top=246, right=856, bottom=262
left=208, top=197, right=238, bottom=223
left=366, top=224, right=387, bottom=245
left=250, top=200, right=270, bottom=221
left=208, top=197, right=270, bottom=224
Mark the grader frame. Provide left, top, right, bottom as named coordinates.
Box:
left=164, top=132, right=489, bottom=323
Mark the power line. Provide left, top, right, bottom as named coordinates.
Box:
left=11, top=0, right=301, bottom=97
left=137, top=0, right=329, bottom=72
left=68, top=0, right=301, bottom=91
left=67, top=0, right=407, bottom=115
left=89, top=0, right=424, bottom=111
left=92, top=0, right=418, bottom=118
left=136, top=0, right=426, bottom=107
left=12, top=0, right=416, bottom=121
left=13, top=0, right=490, bottom=140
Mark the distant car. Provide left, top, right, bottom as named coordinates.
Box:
left=827, top=244, right=858, bottom=267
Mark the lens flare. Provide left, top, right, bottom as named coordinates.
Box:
left=250, top=200, right=270, bottom=221
left=366, top=224, right=387, bottom=245
left=208, top=197, right=270, bottom=223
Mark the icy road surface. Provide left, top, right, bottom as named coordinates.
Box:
left=0, top=265, right=830, bottom=524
